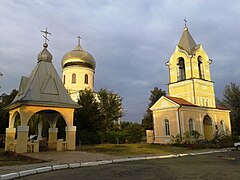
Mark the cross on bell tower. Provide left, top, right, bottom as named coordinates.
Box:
left=184, top=18, right=187, bottom=28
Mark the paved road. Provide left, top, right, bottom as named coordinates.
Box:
left=20, top=151, right=240, bottom=180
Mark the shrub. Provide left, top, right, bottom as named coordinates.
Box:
left=171, top=130, right=234, bottom=149
left=125, top=123, right=145, bottom=143
left=77, top=130, right=100, bottom=145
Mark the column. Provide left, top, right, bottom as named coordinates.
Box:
left=65, top=126, right=76, bottom=151
left=37, top=121, right=43, bottom=140
left=48, top=128, right=58, bottom=149
left=16, top=126, right=29, bottom=153
left=5, top=128, right=16, bottom=152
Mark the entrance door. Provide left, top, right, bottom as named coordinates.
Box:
left=203, top=115, right=213, bottom=140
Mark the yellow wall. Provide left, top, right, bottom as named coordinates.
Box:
left=151, top=99, right=231, bottom=144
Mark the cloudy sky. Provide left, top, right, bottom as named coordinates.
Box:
left=0, top=0, right=240, bottom=122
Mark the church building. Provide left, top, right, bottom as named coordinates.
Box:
left=147, top=24, right=231, bottom=144
left=61, top=37, right=96, bottom=102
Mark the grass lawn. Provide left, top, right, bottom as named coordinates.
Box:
left=0, top=148, right=45, bottom=167
left=77, top=143, right=202, bottom=156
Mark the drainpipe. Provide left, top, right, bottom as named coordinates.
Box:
left=165, top=61, right=171, bottom=95
left=177, top=105, right=182, bottom=139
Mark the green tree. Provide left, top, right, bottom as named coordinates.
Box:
left=0, top=89, right=18, bottom=134
left=221, top=82, right=240, bottom=136
left=74, top=88, right=124, bottom=144
left=74, top=89, right=100, bottom=145
left=97, top=88, right=123, bottom=131
left=142, top=87, right=166, bottom=130
left=75, top=89, right=100, bottom=130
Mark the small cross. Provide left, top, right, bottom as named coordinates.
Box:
left=77, top=35, right=81, bottom=45
left=41, top=27, right=52, bottom=43
left=184, top=18, right=187, bottom=27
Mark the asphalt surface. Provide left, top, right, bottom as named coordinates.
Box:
left=19, top=150, right=240, bottom=180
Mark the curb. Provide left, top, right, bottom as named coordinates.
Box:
left=0, top=149, right=231, bottom=180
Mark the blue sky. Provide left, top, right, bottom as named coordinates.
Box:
left=0, top=0, right=240, bottom=122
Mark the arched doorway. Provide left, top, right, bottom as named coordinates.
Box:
left=27, top=110, right=67, bottom=151
left=203, top=115, right=213, bottom=140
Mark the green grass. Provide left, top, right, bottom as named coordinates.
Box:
left=0, top=148, right=45, bottom=166
left=77, top=143, right=200, bottom=156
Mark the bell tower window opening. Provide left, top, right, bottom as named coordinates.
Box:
left=63, top=75, right=66, bottom=85
left=72, top=73, right=76, bottom=84
left=84, top=74, right=88, bottom=84
left=198, top=56, right=205, bottom=79
left=177, top=57, right=186, bottom=81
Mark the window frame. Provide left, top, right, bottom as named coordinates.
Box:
left=72, top=73, right=76, bottom=84
left=189, top=118, right=195, bottom=135
left=220, top=120, right=226, bottom=133
left=84, top=74, right=88, bottom=84
left=164, top=119, right=170, bottom=136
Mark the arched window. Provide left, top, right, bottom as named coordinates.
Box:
left=84, top=74, right=88, bottom=84
left=198, top=56, right=204, bottom=79
left=72, top=73, right=76, bottom=84
left=63, top=75, right=66, bottom=85
left=177, top=57, right=186, bottom=81
left=164, top=119, right=170, bottom=136
left=203, top=115, right=212, bottom=125
left=220, top=120, right=226, bottom=133
left=189, top=118, right=194, bottom=135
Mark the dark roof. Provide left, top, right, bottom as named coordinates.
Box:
left=215, top=104, right=230, bottom=110
left=165, top=96, right=197, bottom=107
left=165, top=96, right=230, bottom=111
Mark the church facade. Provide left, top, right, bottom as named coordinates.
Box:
left=147, top=25, right=231, bottom=144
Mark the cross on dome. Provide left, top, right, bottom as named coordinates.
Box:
left=77, top=35, right=81, bottom=45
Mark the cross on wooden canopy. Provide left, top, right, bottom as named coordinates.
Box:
left=41, top=27, right=52, bottom=43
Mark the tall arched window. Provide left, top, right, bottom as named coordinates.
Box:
left=177, top=57, right=186, bottom=81
left=189, top=118, right=194, bottom=135
left=84, top=74, right=88, bottom=84
left=63, top=75, right=66, bottom=85
left=164, top=119, right=170, bottom=136
left=198, top=56, right=204, bottom=79
left=72, top=73, right=76, bottom=84
left=220, top=120, right=226, bottom=133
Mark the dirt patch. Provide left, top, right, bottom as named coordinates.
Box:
left=0, top=150, right=46, bottom=166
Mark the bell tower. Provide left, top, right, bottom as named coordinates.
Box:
left=166, top=22, right=216, bottom=108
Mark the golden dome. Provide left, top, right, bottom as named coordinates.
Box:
left=61, top=42, right=96, bottom=70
